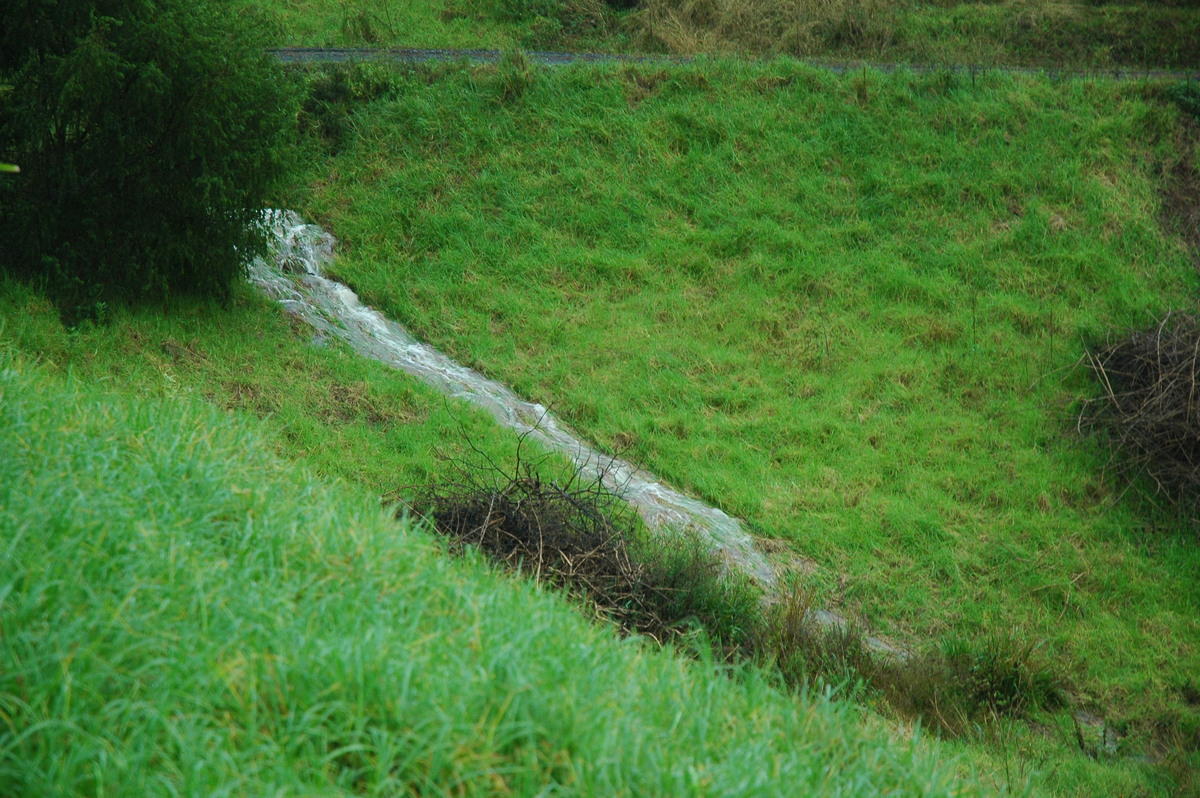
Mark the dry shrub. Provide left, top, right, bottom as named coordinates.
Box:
left=1078, top=311, right=1200, bottom=520
left=634, top=0, right=895, bottom=57
left=407, top=435, right=764, bottom=645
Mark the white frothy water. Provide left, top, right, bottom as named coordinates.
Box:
left=249, top=211, right=779, bottom=587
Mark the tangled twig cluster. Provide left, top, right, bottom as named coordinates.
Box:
left=1078, top=311, right=1200, bottom=517
left=406, top=432, right=743, bottom=644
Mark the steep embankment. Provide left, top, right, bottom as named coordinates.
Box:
left=0, top=348, right=977, bottom=796
left=296, top=57, right=1200, bottom=779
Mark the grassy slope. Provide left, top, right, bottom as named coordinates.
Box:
left=0, top=265, right=1181, bottom=795
left=297, top=58, right=1200, bottom=758
left=2, top=1, right=1195, bottom=793
left=0, top=347, right=979, bottom=796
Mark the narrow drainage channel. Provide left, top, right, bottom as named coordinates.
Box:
left=250, top=210, right=912, bottom=657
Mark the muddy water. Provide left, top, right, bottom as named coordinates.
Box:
left=248, top=211, right=778, bottom=587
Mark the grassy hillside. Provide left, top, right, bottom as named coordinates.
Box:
left=2, top=274, right=1186, bottom=796
left=293, top=57, right=1200, bottom=775
left=1, top=345, right=988, bottom=795
left=3, top=1, right=1198, bottom=793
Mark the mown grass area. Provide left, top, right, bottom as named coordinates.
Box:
left=293, top=58, right=1200, bottom=769
left=1, top=346, right=988, bottom=796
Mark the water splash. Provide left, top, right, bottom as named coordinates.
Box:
left=249, top=211, right=778, bottom=587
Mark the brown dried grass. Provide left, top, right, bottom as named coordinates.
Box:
left=1078, top=311, right=1200, bottom=522
left=634, top=0, right=895, bottom=57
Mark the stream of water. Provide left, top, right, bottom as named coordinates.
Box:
left=249, top=211, right=779, bottom=587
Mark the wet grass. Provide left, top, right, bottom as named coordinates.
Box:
left=0, top=253, right=1183, bottom=793
left=1, top=349, right=984, bottom=795
left=291, top=57, right=1200, bottom=784
left=5, top=5, right=1200, bottom=789
left=0, top=276, right=563, bottom=498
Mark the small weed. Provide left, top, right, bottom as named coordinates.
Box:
left=492, top=50, right=537, bottom=103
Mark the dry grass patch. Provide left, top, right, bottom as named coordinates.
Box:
left=635, top=0, right=895, bottom=57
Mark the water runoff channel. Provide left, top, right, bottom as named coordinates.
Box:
left=250, top=210, right=906, bottom=656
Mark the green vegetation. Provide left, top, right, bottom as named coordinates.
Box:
left=0, top=0, right=295, bottom=314
left=261, top=0, right=627, bottom=51
left=3, top=0, right=1199, bottom=794
left=1, top=348, right=984, bottom=795
left=295, top=58, right=1200, bottom=777
left=414, top=428, right=1073, bottom=739
left=260, top=0, right=1200, bottom=70
left=265, top=0, right=518, bottom=48
left=634, top=0, right=1200, bottom=70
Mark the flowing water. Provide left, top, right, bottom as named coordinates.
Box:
left=249, top=211, right=779, bottom=587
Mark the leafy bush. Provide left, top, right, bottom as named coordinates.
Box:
left=0, top=0, right=296, bottom=315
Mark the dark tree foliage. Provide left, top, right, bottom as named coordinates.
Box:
left=0, top=0, right=296, bottom=312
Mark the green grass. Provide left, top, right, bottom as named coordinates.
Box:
left=4, top=2, right=1200, bottom=790
left=292, top=58, right=1200, bottom=767
left=878, top=1, right=1200, bottom=70
left=260, top=0, right=520, bottom=49
left=0, top=345, right=989, bottom=796
left=256, top=0, right=631, bottom=53
left=634, top=0, right=1200, bottom=70
left=256, top=0, right=1200, bottom=71
left=0, top=278, right=546, bottom=497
